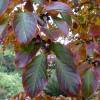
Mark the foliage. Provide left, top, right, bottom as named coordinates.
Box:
left=0, top=45, right=23, bottom=99
left=0, top=44, right=16, bottom=72
left=0, top=0, right=100, bottom=99
left=0, top=72, right=23, bottom=99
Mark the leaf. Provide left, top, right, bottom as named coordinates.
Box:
left=0, top=0, right=9, bottom=16
left=22, top=53, right=47, bottom=98
left=15, top=38, right=40, bottom=68
left=50, top=43, right=75, bottom=67
left=45, top=2, right=72, bottom=14
left=41, top=27, right=62, bottom=41
left=60, top=13, right=72, bottom=26
left=44, top=70, right=65, bottom=96
left=82, top=69, right=98, bottom=98
left=50, top=43, right=81, bottom=96
left=54, top=19, right=69, bottom=35
left=56, top=58, right=81, bottom=96
left=0, top=16, right=9, bottom=42
left=13, top=12, right=37, bottom=44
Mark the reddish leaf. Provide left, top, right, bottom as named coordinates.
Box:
left=45, top=2, right=72, bottom=14
left=13, top=12, right=37, bottom=44
left=0, top=0, right=9, bottom=16
left=22, top=53, right=47, bottom=98
left=15, top=52, right=33, bottom=68
left=15, top=39, right=40, bottom=68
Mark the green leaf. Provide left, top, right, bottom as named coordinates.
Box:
left=13, top=12, right=37, bottom=44
left=82, top=69, right=97, bottom=98
left=44, top=70, right=65, bottom=96
left=22, top=53, right=47, bottom=98
left=50, top=43, right=75, bottom=67
left=0, top=0, right=9, bottom=16
left=60, top=13, right=72, bottom=26
left=50, top=43, right=81, bottom=96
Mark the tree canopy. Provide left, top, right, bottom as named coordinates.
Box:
left=0, top=0, right=100, bottom=99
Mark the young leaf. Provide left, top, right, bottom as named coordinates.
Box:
left=45, top=2, right=72, bottom=14
left=13, top=12, right=37, bottom=44
left=0, top=0, right=9, bottom=16
left=22, top=53, right=47, bottom=98
left=50, top=43, right=81, bottom=96
left=82, top=69, right=98, bottom=98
